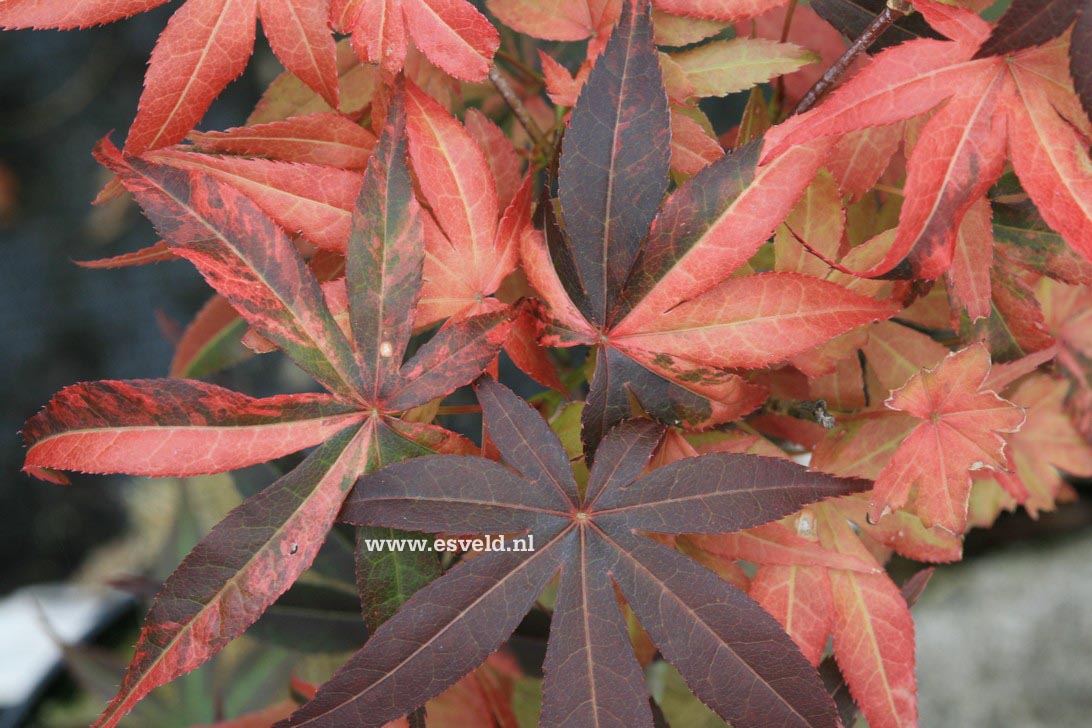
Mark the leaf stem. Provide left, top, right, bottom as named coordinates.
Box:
left=872, top=183, right=905, bottom=196
left=791, top=0, right=914, bottom=116
left=497, top=49, right=544, bottom=84
left=489, top=66, right=548, bottom=150
left=436, top=404, right=483, bottom=416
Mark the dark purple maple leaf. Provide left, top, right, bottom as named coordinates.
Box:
left=280, top=378, right=872, bottom=728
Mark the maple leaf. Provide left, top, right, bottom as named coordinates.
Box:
left=404, top=81, right=526, bottom=328
left=168, top=294, right=253, bottom=378
left=1037, top=276, right=1092, bottom=440
left=654, top=0, right=788, bottom=22
left=992, top=191, right=1092, bottom=287
left=188, top=112, right=379, bottom=169
left=137, top=149, right=363, bottom=253
left=868, top=344, right=1026, bottom=535
left=330, top=0, right=500, bottom=82
left=974, top=0, right=1092, bottom=123
left=637, top=426, right=929, bottom=728
left=279, top=377, right=871, bottom=727
left=525, top=0, right=811, bottom=116
left=764, top=0, right=1092, bottom=280
left=523, top=0, right=897, bottom=455
left=22, top=91, right=513, bottom=727
left=486, top=0, right=617, bottom=41
left=0, top=0, right=343, bottom=154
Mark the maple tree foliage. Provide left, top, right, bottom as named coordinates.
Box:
left=10, top=0, right=1092, bottom=725
left=766, top=0, right=1092, bottom=280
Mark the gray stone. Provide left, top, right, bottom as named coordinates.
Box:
left=915, top=533, right=1092, bottom=727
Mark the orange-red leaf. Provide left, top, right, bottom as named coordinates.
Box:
left=817, top=504, right=917, bottom=728
left=870, top=345, right=1026, bottom=534
left=0, top=0, right=170, bottom=28
left=126, top=0, right=259, bottom=154
left=93, top=423, right=372, bottom=728
left=259, top=0, right=340, bottom=108
left=143, top=149, right=361, bottom=251
left=188, top=113, right=377, bottom=169
left=613, top=273, right=897, bottom=370
left=402, top=0, right=500, bottom=82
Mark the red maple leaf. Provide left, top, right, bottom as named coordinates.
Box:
left=330, top=0, right=499, bottom=82
left=869, top=344, right=1026, bottom=534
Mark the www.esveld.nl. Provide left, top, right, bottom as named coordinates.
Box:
left=359, top=534, right=536, bottom=553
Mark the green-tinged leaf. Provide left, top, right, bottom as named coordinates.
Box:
left=170, top=295, right=251, bottom=378
left=355, top=526, right=441, bottom=630
left=669, top=38, right=816, bottom=98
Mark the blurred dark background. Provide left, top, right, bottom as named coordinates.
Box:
left=0, top=7, right=282, bottom=593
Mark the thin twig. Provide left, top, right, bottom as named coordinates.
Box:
left=489, top=66, right=547, bottom=150
left=791, top=0, right=914, bottom=116
left=497, top=49, right=544, bottom=84
left=436, top=404, right=483, bottom=416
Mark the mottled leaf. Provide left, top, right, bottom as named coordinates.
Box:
left=23, top=379, right=364, bottom=479
left=94, top=423, right=371, bottom=728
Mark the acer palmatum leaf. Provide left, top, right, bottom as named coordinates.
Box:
left=871, top=345, right=1026, bottom=534
left=654, top=0, right=787, bottom=23
left=188, top=112, right=378, bottom=169
left=25, top=91, right=511, bottom=727
left=705, top=502, right=920, bottom=728
left=764, top=0, right=1092, bottom=278
left=168, top=294, right=251, bottom=378
left=958, top=256, right=1056, bottom=363
left=525, top=0, right=896, bottom=455
left=97, top=139, right=367, bottom=399
left=22, top=381, right=364, bottom=480
left=557, top=0, right=671, bottom=326
left=11, top=0, right=378, bottom=148
left=283, top=378, right=871, bottom=727
left=404, top=81, right=525, bottom=328
left=74, top=241, right=175, bottom=269
left=815, top=505, right=917, bottom=728
left=486, top=0, right=600, bottom=41
left=973, top=0, right=1092, bottom=123
left=332, top=0, right=499, bottom=82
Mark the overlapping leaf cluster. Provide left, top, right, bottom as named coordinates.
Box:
left=11, top=0, right=1092, bottom=726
